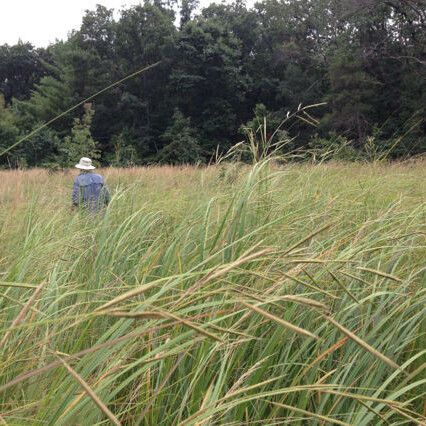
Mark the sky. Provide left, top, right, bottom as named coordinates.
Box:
left=0, top=0, right=242, bottom=47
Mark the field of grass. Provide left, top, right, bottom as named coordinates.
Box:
left=0, top=160, right=425, bottom=425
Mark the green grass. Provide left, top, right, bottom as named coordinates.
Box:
left=0, top=160, right=425, bottom=425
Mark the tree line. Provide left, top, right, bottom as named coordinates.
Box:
left=0, top=0, right=425, bottom=167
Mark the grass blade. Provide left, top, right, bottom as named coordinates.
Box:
left=56, top=353, right=122, bottom=426
left=241, top=301, right=318, bottom=340
left=323, top=315, right=402, bottom=371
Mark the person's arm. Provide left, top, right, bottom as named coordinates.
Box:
left=72, top=177, right=80, bottom=206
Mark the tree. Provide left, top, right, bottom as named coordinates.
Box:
left=113, top=2, right=177, bottom=156
left=0, top=95, right=20, bottom=167
left=76, top=5, right=116, bottom=58
left=108, top=128, right=140, bottom=167
left=180, top=0, right=199, bottom=27
left=1, top=0, right=425, bottom=166
left=56, top=103, right=100, bottom=167
left=0, top=42, right=48, bottom=105
left=16, top=39, right=103, bottom=134
left=322, top=48, right=379, bottom=144
left=241, top=104, right=291, bottom=145
left=156, top=109, right=201, bottom=164
left=23, top=127, right=61, bottom=167
left=170, top=12, right=249, bottom=154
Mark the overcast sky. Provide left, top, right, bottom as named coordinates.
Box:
left=1, top=0, right=245, bottom=47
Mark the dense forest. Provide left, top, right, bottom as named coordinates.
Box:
left=0, top=0, right=425, bottom=167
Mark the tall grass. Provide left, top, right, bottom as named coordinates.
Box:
left=0, top=160, right=425, bottom=425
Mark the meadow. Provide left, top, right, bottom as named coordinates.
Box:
left=0, top=160, right=425, bottom=425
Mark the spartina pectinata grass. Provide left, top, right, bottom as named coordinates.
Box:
left=0, top=159, right=424, bottom=424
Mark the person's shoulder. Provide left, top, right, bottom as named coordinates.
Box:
left=92, top=173, right=105, bottom=183
left=76, top=172, right=104, bottom=184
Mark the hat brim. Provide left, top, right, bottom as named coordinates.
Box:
left=75, top=164, right=96, bottom=170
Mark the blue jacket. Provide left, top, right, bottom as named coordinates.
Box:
left=72, top=173, right=110, bottom=211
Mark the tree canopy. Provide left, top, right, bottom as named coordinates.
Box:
left=0, top=0, right=425, bottom=167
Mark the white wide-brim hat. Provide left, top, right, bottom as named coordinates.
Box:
left=75, top=157, right=96, bottom=170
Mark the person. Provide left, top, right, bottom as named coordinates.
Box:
left=72, top=157, right=110, bottom=212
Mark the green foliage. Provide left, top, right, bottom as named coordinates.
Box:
left=241, top=104, right=285, bottom=140
left=107, top=2, right=177, bottom=156
left=171, top=7, right=250, bottom=153
left=156, top=109, right=201, bottom=164
left=56, top=103, right=100, bottom=167
left=308, top=133, right=360, bottom=162
left=0, top=42, right=47, bottom=105
left=239, top=104, right=294, bottom=159
left=323, top=48, right=379, bottom=144
left=24, top=126, right=61, bottom=167
left=1, top=0, right=425, bottom=166
left=0, top=95, right=20, bottom=167
left=108, top=129, right=140, bottom=167
left=180, top=0, right=199, bottom=27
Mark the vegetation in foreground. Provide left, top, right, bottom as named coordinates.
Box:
left=0, top=160, right=425, bottom=425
